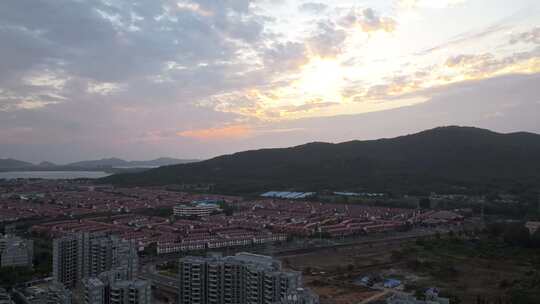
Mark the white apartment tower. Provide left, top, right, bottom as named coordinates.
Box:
left=178, top=253, right=318, bottom=304
left=53, top=233, right=139, bottom=289
left=83, top=267, right=149, bottom=304
left=0, top=235, right=34, bottom=268
left=110, top=280, right=151, bottom=304
left=53, top=234, right=83, bottom=288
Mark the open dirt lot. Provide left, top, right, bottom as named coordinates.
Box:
left=281, top=235, right=539, bottom=304
left=281, top=239, right=408, bottom=303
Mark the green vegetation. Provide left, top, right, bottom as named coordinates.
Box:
left=135, top=207, right=173, bottom=218
left=218, top=201, right=236, bottom=216
left=318, top=197, right=420, bottom=209
left=532, top=229, right=540, bottom=248
left=141, top=242, right=157, bottom=257
left=0, top=234, right=52, bottom=288
left=102, top=127, right=540, bottom=202
left=0, top=267, right=35, bottom=288
left=157, top=261, right=178, bottom=277
left=486, top=221, right=540, bottom=248
left=396, top=225, right=540, bottom=303
left=419, top=198, right=431, bottom=209
left=32, top=235, right=53, bottom=277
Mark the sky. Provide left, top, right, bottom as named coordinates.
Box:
left=0, top=0, right=539, bottom=163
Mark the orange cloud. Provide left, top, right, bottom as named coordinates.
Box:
left=177, top=125, right=253, bottom=140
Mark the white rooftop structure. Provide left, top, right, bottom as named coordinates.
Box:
left=260, top=191, right=315, bottom=199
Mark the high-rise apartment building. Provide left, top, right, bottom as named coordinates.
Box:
left=279, top=288, right=319, bottom=304
left=53, top=234, right=83, bottom=288
left=0, top=235, right=33, bottom=268
left=83, top=277, right=106, bottom=304
left=110, top=280, right=151, bottom=304
left=82, top=233, right=114, bottom=279
left=83, top=267, right=149, bottom=304
left=53, top=233, right=139, bottom=289
left=178, top=253, right=318, bottom=304
left=14, top=281, right=72, bottom=304
left=113, top=238, right=139, bottom=280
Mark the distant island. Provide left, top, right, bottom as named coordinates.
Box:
left=101, top=126, right=540, bottom=195
left=0, top=157, right=199, bottom=173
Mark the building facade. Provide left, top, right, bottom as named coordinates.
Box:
left=526, top=221, right=540, bottom=234
left=178, top=253, right=318, bottom=304
left=53, top=234, right=82, bottom=288
left=279, top=289, right=319, bottom=304
left=0, top=287, right=14, bottom=304
left=0, top=235, right=33, bottom=268
left=110, top=280, right=151, bottom=304
left=83, top=268, right=149, bottom=304
left=82, top=277, right=105, bottom=304
left=174, top=203, right=220, bottom=217
left=14, top=280, right=72, bottom=304
left=53, top=233, right=139, bottom=289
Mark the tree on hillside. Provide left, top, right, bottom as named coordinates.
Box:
left=419, top=198, right=431, bottom=209
left=531, top=229, right=540, bottom=248
left=0, top=267, right=34, bottom=287
left=503, top=224, right=530, bottom=247
left=486, top=222, right=506, bottom=237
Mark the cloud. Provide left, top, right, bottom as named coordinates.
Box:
left=87, top=81, right=125, bottom=96
left=340, top=8, right=396, bottom=33
left=354, top=46, right=540, bottom=102
left=307, top=21, right=348, bottom=57
left=277, top=100, right=340, bottom=114
left=416, top=23, right=510, bottom=55
left=0, top=93, right=242, bottom=162
left=0, top=0, right=268, bottom=111
left=399, top=0, right=467, bottom=9
left=298, top=2, right=328, bottom=14
left=263, top=42, right=309, bottom=73
left=1, top=0, right=539, bottom=163
left=510, top=27, right=540, bottom=45
left=169, top=73, right=540, bottom=156
left=363, top=75, right=423, bottom=100
left=177, top=125, right=253, bottom=140
left=175, top=2, right=214, bottom=16
left=445, top=49, right=540, bottom=77
left=260, top=73, right=540, bottom=145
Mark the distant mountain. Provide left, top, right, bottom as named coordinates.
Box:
left=126, top=157, right=199, bottom=168
left=0, top=157, right=198, bottom=172
left=37, top=161, right=57, bottom=167
left=67, top=158, right=130, bottom=168
left=67, top=157, right=198, bottom=169
left=101, top=126, right=540, bottom=194
left=0, top=158, right=33, bottom=169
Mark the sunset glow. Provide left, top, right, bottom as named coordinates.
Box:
left=295, top=58, right=345, bottom=102
left=177, top=125, right=252, bottom=140
left=0, top=0, right=539, bottom=162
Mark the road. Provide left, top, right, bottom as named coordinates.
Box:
left=358, top=290, right=391, bottom=304
left=139, top=262, right=179, bottom=294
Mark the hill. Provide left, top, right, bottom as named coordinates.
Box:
left=0, top=158, right=34, bottom=169
left=37, top=161, right=57, bottom=167
left=67, top=157, right=128, bottom=168
left=67, top=157, right=198, bottom=169
left=0, top=157, right=198, bottom=172
left=101, top=126, right=540, bottom=194
left=125, top=157, right=199, bottom=168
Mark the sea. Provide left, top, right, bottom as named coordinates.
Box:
left=0, top=171, right=111, bottom=180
